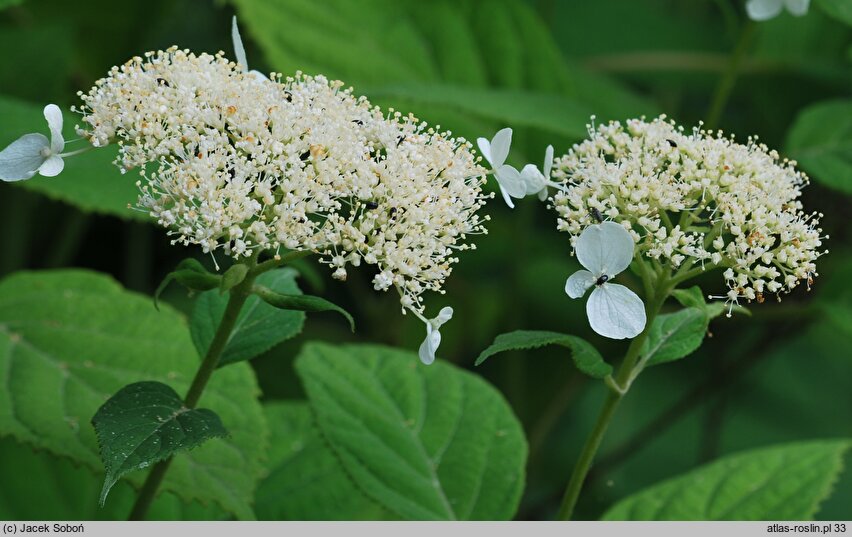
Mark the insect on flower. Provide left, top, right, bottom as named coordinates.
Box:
left=565, top=221, right=646, bottom=339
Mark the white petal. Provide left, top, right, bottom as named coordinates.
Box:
left=418, top=327, right=441, bottom=365
left=43, top=104, right=64, bottom=154
left=746, top=0, right=783, bottom=20
left=575, top=221, right=635, bottom=276
left=537, top=188, right=548, bottom=201
left=476, top=137, right=492, bottom=166
left=433, top=306, right=453, bottom=327
left=489, top=128, right=512, bottom=168
left=520, top=163, right=545, bottom=195
left=784, top=0, right=809, bottom=16
left=495, top=164, right=527, bottom=198
left=232, top=16, right=249, bottom=72
left=565, top=269, right=596, bottom=299
left=587, top=284, right=646, bottom=339
left=38, top=154, right=65, bottom=177
left=249, top=69, right=269, bottom=81
left=499, top=185, right=515, bottom=209
left=0, top=133, right=49, bottom=181
left=543, top=144, right=554, bottom=177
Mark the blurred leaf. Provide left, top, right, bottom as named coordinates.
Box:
left=642, top=308, right=708, bottom=367
left=476, top=330, right=611, bottom=379
left=255, top=401, right=393, bottom=520
left=0, top=270, right=266, bottom=519
left=191, top=267, right=305, bottom=368
left=603, top=440, right=851, bottom=520
left=92, top=381, right=226, bottom=506
left=295, top=342, right=527, bottom=520
left=786, top=99, right=852, bottom=194
left=0, top=23, right=73, bottom=103
left=0, top=96, right=144, bottom=220
left=233, top=0, right=658, bottom=142
left=815, top=0, right=852, bottom=26
left=368, top=84, right=591, bottom=139
left=0, top=0, right=23, bottom=9
left=0, top=437, right=226, bottom=520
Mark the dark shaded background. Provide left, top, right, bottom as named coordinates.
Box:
left=0, top=0, right=850, bottom=520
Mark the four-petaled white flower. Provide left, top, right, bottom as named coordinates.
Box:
left=477, top=128, right=526, bottom=208
left=0, top=104, right=65, bottom=182
left=520, top=144, right=555, bottom=201
left=231, top=16, right=268, bottom=80
left=565, top=221, right=646, bottom=339
left=418, top=306, right=453, bottom=365
left=746, top=0, right=809, bottom=21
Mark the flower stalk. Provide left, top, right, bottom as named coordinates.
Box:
left=555, top=275, right=671, bottom=521
left=128, top=253, right=261, bottom=520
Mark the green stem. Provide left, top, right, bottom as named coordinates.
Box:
left=128, top=255, right=259, bottom=520
left=555, top=281, right=670, bottom=520
left=705, top=20, right=755, bottom=131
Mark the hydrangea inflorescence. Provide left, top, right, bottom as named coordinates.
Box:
left=549, top=116, right=825, bottom=315
left=68, top=46, right=491, bottom=361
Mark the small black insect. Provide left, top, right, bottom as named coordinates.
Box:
left=365, top=201, right=379, bottom=210
left=156, top=78, right=170, bottom=87
left=284, top=91, right=293, bottom=102
left=666, top=139, right=678, bottom=148
left=595, top=274, right=610, bottom=286
left=352, top=119, right=364, bottom=126
left=589, top=207, right=603, bottom=223
left=396, top=135, right=404, bottom=147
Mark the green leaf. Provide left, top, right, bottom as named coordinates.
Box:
left=0, top=0, right=24, bottom=10
left=0, top=270, right=267, bottom=519
left=255, top=402, right=393, bottom=520
left=641, top=308, right=708, bottom=367
left=191, top=268, right=305, bottom=367
left=815, top=0, right=852, bottom=26
left=786, top=99, right=852, bottom=194
left=0, top=96, right=144, bottom=220
left=475, top=330, right=611, bottom=379
left=220, top=264, right=249, bottom=294
left=367, top=84, right=591, bottom=139
left=294, top=343, right=528, bottom=520
left=0, top=437, right=226, bottom=520
left=603, top=440, right=852, bottom=520
left=92, top=381, right=227, bottom=506
left=154, top=258, right=220, bottom=310
left=254, top=284, right=355, bottom=332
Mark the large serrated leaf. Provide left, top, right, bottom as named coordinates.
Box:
left=255, top=402, right=393, bottom=520
left=786, top=99, right=852, bottom=194
left=0, top=437, right=227, bottom=520
left=191, top=267, right=305, bottom=367
left=0, top=270, right=266, bottom=519
left=92, top=381, right=227, bottom=506
left=294, top=343, right=527, bottom=520
left=475, top=330, right=611, bottom=379
left=603, top=440, right=852, bottom=520
left=0, top=96, right=143, bottom=220
left=641, top=308, right=708, bottom=367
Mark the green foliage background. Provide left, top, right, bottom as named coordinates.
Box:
left=0, top=0, right=850, bottom=520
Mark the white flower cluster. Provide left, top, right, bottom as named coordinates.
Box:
left=550, top=116, right=825, bottom=312
left=74, top=47, right=489, bottom=321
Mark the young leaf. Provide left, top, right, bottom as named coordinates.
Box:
left=641, top=308, right=708, bottom=367
left=475, top=330, right=611, bottom=379
left=814, top=0, right=852, bottom=26
left=191, top=268, right=305, bottom=367
left=254, top=284, right=355, bottom=332
left=219, top=263, right=249, bottom=294
left=603, top=440, right=852, bottom=520
left=294, top=343, right=528, bottom=520
left=153, top=258, right=220, bottom=309
left=255, top=402, right=394, bottom=520
left=92, top=381, right=227, bottom=506
left=786, top=99, right=852, bottom=194
left=0, top=270, right=267, bottom=519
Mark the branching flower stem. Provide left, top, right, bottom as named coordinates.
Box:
left=556, top=274, right=673, bottom=521
left=128, top=249, right=298, bottom=520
